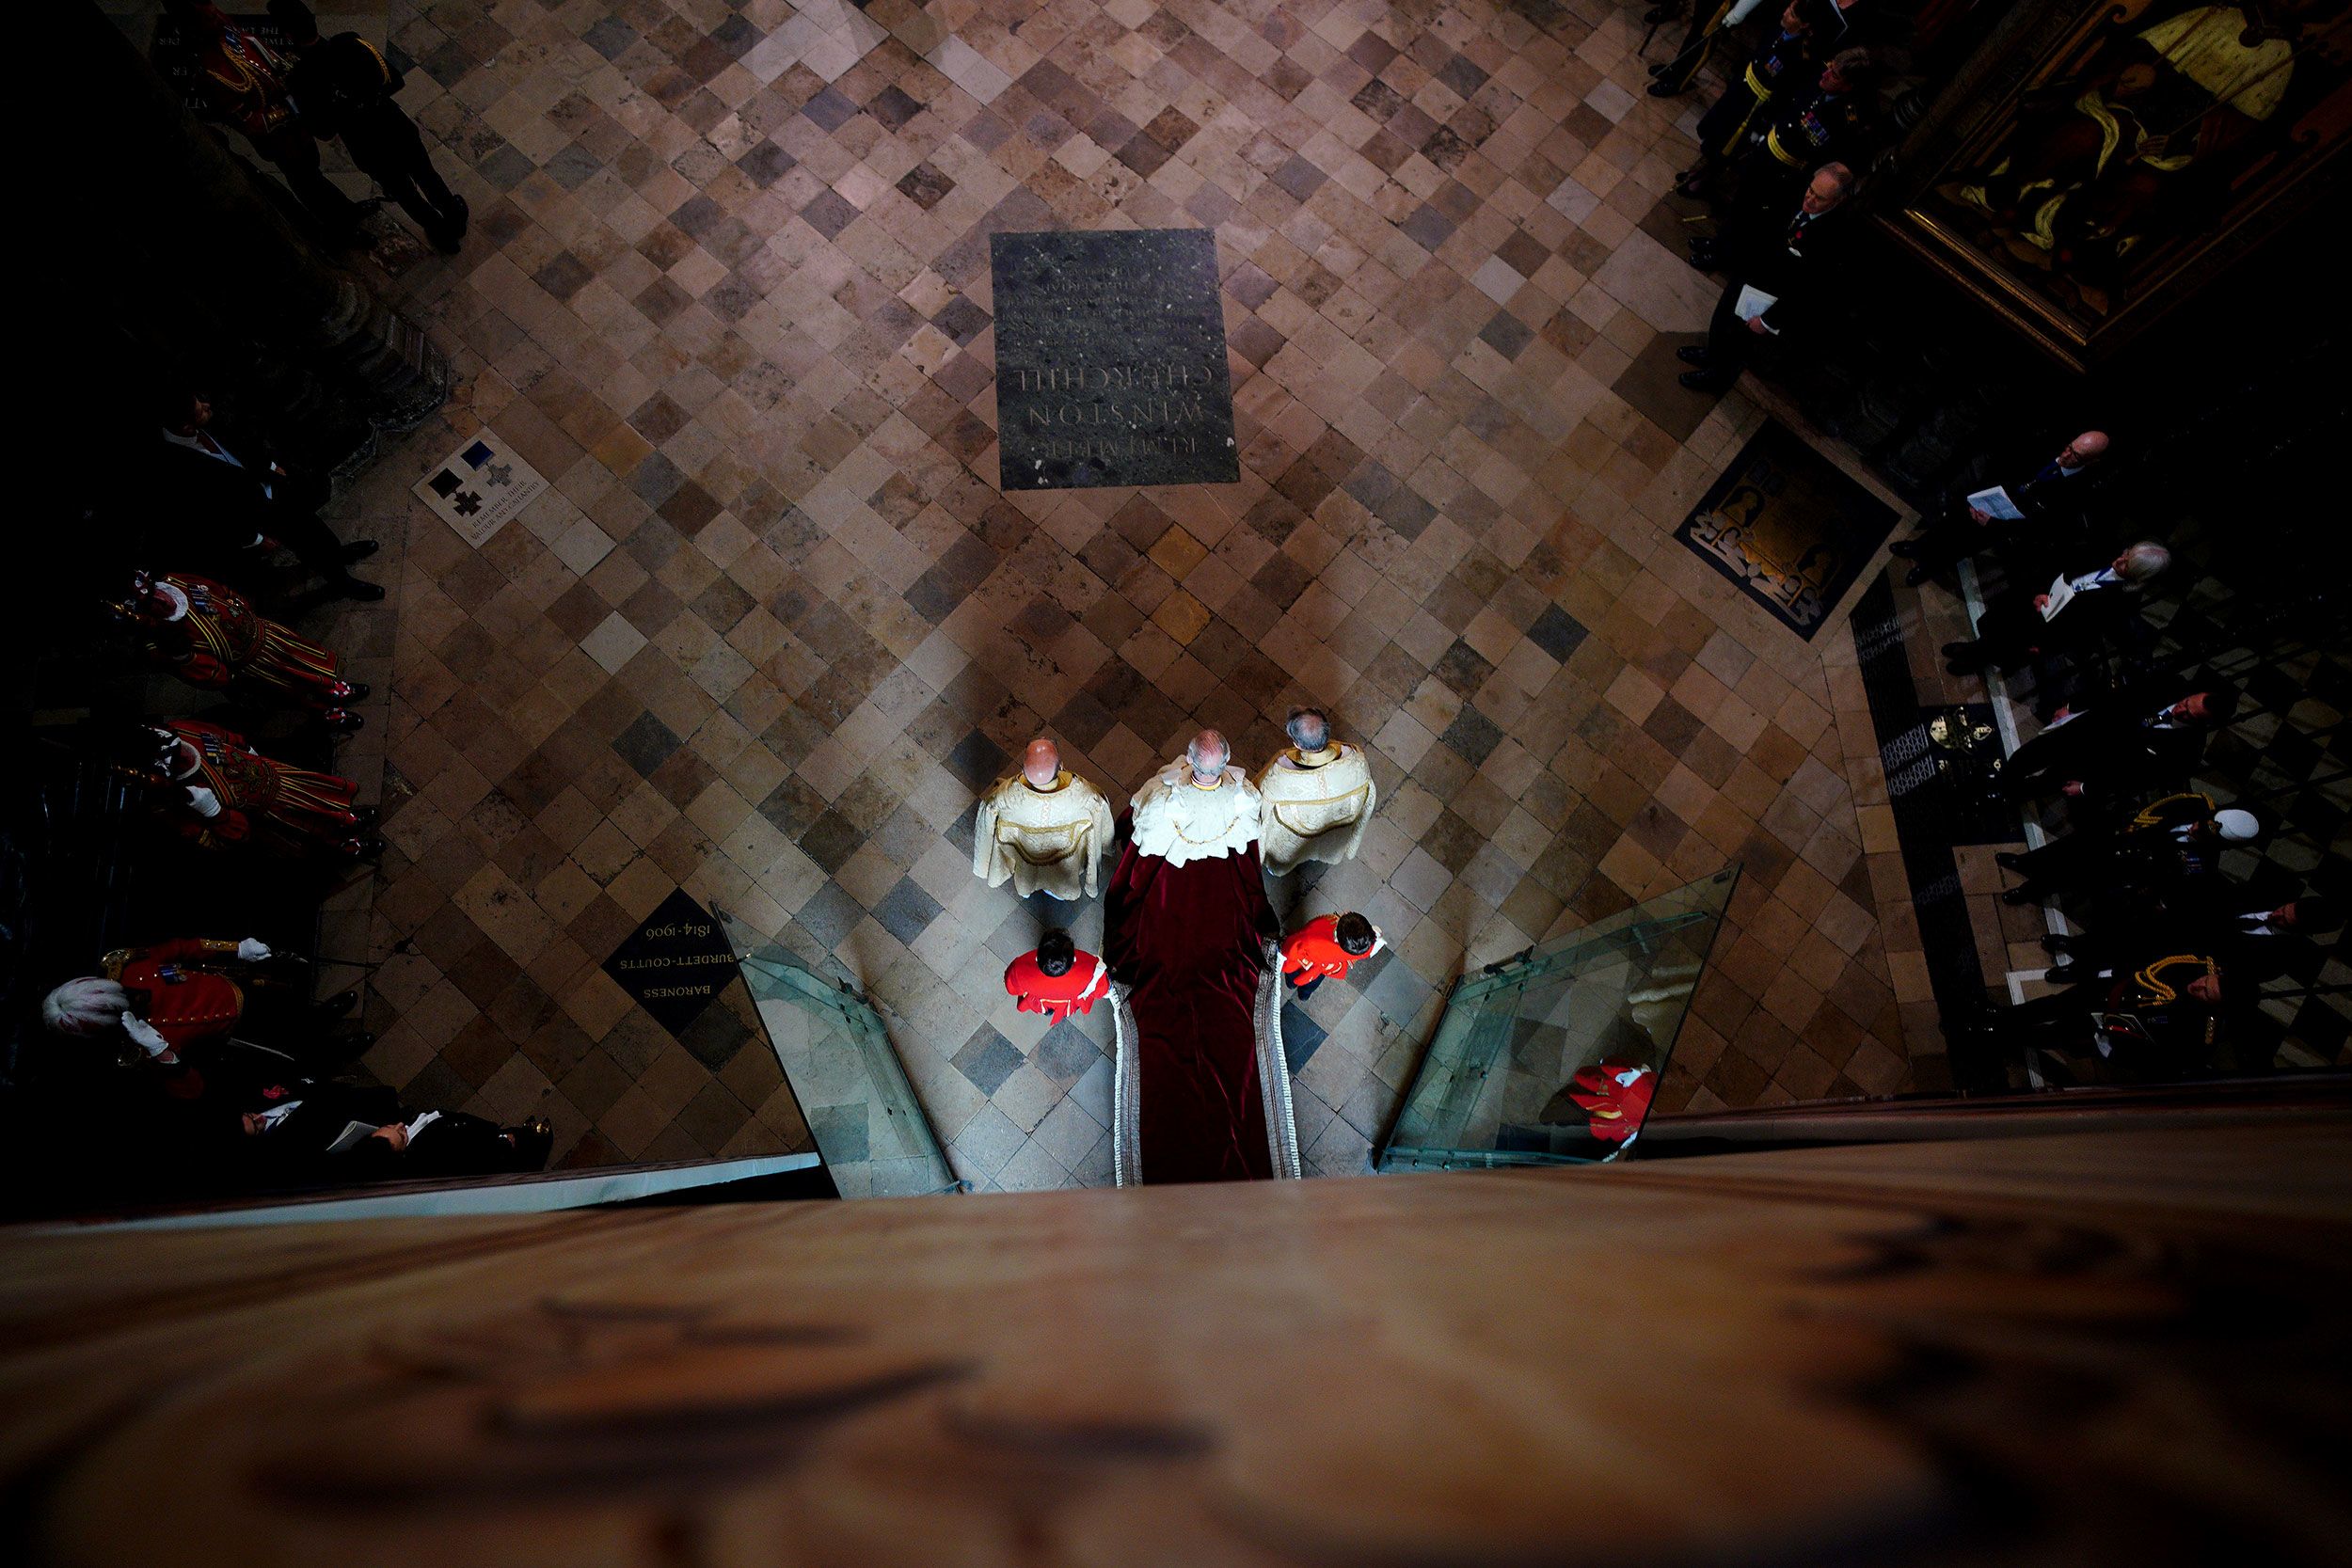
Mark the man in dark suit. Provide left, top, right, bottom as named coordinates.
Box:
left=285, top=22, right=469, bottom=253
left=2045, top=894, right=2341, bottom=988
left=1890, top=430, right=2113, bottom=584
left=1996, top=793, right=2257, bottom=907
left=1941, top=541, right=2169, bottom=674
left=1678, top=161, right=1852, bottom=395
left=153, top=388, right=384, bottom=601
left=1995, top=687, right=2236, bottom=803
left=234, top=1079, right=551, bottom=1186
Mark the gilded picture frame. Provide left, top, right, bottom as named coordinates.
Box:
left=1882, top=1, right=2351, bottom=368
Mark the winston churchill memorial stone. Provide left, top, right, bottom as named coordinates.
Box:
left=991, top=229, right=1239, bottom=491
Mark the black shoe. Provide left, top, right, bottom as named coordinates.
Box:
left=1904, top=566, right=1932, bottom=587
left=501, top=1117, right=554, bottom=1170
left=1940, top=641, right=1973, bottom=658
left=2043, top=965, right=2085, bottom=986
left=1646, top=79, right=1688, bottom=97
left=353, top=806, right=380, bottom=831
left=1644, top=3, right=1680, bottom=22
left=2001, top=887, right=2040, bottom=907
left=324, top=709, right=365, bottom=735
left=341, top=539, right=379, bottom=563
left=350, top=835, right=387, bottom=862
left=431, top=228, right=464, bottom=254
left=2042, top=935, right=2073, bottom=955
left=314, top=989, right=360, bottom=1022
left=1887, top=539, right=1919, bottom=560
left=1687, top=239, right=1720, bottom=269
left=1676, top=345, right=1712, bottom=367
left=1994, top=851, right=2026, bottom=871
left=1678, top=370, right=1729, bottom=394
left=334, top=576, right=387, bottom=602
left=450, top=193, right=470, bottom=233
left=1945, top=660, right=1978, bottom=676
left=343, top=681, right=371, bottom=702
left=301, top=1030, right=373, bottom=1069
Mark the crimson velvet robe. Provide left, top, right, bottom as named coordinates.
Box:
left=1103, top=830, right=1280, bottom=1183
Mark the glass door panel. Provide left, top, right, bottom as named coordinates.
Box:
left=1378, top=866, right=1739, bottom=1170
left=720, top=913, right=962, bottom=1197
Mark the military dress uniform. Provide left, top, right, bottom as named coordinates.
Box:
left=148, top=719, right=372, bottom=858
left=2096, top=954, right=2223, bottom=1060
left=1992, top=951, right=2221, bottom=1075
left=102, top=938, right=251, bottom=1056
left=1686, top=23, right=1818, bottom=180
left=120, top=572, right=364, bottom=720
left=1729, top=82, right=1870, bottom=225
left=2001, top=791, right=2232, bottom=905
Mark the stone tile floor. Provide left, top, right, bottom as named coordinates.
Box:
left=220, top=0, right=1963, bottom=1187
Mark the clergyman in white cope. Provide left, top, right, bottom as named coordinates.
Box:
left=972, top=737, right=1117, bottom=900
left=1252, top=707, right=1376, bottom=877
left=1128, top=729, right=1263, bottom=867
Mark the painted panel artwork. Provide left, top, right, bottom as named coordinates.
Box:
left=1891, top=0, right=2352, bottom=363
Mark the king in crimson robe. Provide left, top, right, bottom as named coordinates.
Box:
left=1127, top=759, right=1263, bottom=867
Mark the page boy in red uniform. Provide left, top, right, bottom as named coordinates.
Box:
left=1004, top=929, right=1110, bottom=1026
left=1279, top=911, right=1384, bottom=999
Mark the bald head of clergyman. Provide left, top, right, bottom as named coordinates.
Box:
left=1024, top=736, right=1059, bottom=788
left=1186, top=729, right=1230, bottom=785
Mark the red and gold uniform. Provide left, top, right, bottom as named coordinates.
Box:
left=122, top=572, right=358, bottom=714
left=174, top=8, right=358, bottom=234
left=1279, top=915, right=1384, bottom=989
left=100, top=938, right=251, bottom=1054
left=151, top=719, right=366, bottom=856
left=1564, top=1061, right=1658, bottom=1146
left=188, top=20, right=299, bottom=143
left=1003, top=947, right=1111, bottom=1026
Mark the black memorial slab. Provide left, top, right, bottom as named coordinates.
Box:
left=991, top=229, right=1239, bottom=491
left=602, top=889, right=740, bottom=1037
left=1675, top=420, right=1899, bottom=639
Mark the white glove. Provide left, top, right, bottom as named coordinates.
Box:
left=185, top=786, right=222, bottom=818
left=236, top=938, right=273, bottom=961
left=121, top=1012, right=173, bottom=1058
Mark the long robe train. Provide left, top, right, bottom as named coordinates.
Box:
left=1103, top=827, right=1300, bottom=1184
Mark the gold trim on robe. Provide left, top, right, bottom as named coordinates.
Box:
left=1253, top=743, right=1377, bottom=877
left=971, top=769, right=1115, bottom=900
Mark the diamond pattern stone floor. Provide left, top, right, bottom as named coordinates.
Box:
left=278, top=0, right=1949, bottom=1188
